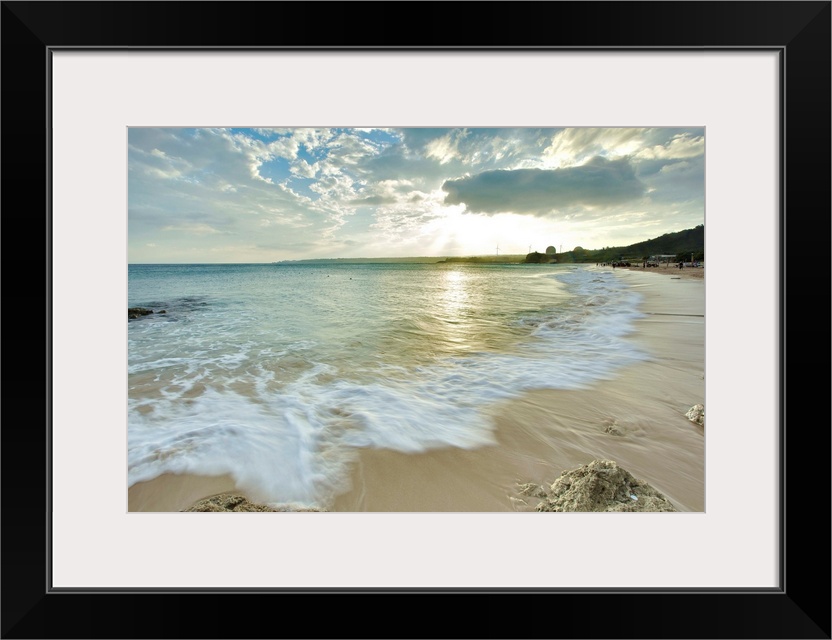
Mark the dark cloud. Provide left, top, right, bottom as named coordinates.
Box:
left=639, top=156, right=705, bottom=205
left=442, top=156, right=646, bottom=215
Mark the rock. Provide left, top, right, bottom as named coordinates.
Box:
left=128, top=307, right=154, bottom=319
left=534, top=459, right=677, bottom=512
left=685, top=404, right=704, bottom=426
left=182, top=493, right=324, bottom=512
left=516, top=482, right=547, bottom=498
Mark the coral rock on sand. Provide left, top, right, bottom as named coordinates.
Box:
left=530, top=459, right=677, bottom=512
left=685, top=404, right=704, bottom=426
left=183, top=493, right=323, bottom=512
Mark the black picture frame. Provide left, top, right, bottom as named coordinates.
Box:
left=3, top=2, right=829, bottom=638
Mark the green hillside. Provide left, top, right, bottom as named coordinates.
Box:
left=528, top=225, right=704, bottom=264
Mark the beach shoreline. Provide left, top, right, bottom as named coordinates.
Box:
left=128, top=264, right=704, bottom=512
left=617, top=262, right=704, bottom=280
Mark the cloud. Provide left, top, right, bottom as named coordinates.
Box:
left=349, top=195, right=397, bottom=205
left=635, top=133, right=704, bottom=160
left=405, top=128, right=552, bottom=170
left=290, top=159, right=318, bottom=178
left=369, top=188, right=454, bottom=241
left=442, top=156, right=646, bottom=215
left=162, top=223, right=223, bottom=235
left=543, top=128, right=648, bottom=167
left=424, top=129, right=469, bottom=164
left=638, top=156, right=705, bottom=206
left=542, top=128, right=704, bottom=169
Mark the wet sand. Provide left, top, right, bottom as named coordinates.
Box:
left=128, top=473, right=237, bottom=512
left=129, top=265, right=704, bottom=512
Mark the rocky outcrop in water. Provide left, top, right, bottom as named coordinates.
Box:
left=129, top=307, right=166, bottom=319
left=518, top=459, right=677, bottom=512
left=128, top=307, right=154, bottom=319
left=183, top=493, right=324, bottom=512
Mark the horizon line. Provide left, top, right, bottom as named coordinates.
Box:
left=127, top=255, right=532, bottom=265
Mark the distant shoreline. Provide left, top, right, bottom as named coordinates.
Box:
left=272, top=255, right=528, bottom=265
left=129, top=258, right=704, bottom=270
left=617, top=262, right=704, bottom=281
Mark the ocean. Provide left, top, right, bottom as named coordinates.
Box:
left=128, top=262, right=654, bottom=510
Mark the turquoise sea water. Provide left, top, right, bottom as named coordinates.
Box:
left=128, top=262, right=647, bottom=508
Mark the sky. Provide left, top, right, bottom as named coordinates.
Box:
left=128, top=127, right=704, bottom=263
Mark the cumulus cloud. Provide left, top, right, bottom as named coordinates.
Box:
left=442, top=156, right=646, bottom=215
left=290, top=159, right=318, bottom=178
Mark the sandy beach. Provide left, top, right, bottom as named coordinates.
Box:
left=618, top=262, right=705, bottom=281
left=129, top=264, right=704, bottom=512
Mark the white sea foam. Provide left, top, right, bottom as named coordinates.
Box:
left=128, top=264, right=648, bottom=507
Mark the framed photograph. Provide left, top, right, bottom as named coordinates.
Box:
left=4, top=1, right=829, bottom=637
